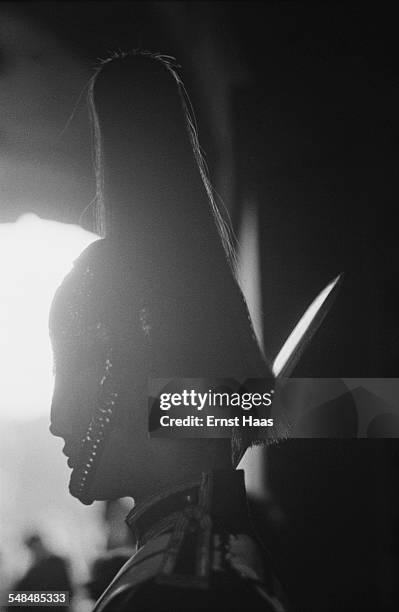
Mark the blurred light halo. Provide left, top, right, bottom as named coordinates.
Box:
left=0, top=213, right=98, bottom=421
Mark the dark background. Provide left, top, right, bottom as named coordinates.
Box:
left=1, top=3, right=398, bottom=610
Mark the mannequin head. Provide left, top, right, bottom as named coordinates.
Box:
left=50, top=51, right=268, bottom=505
left=49, top=239, right=233, bottom=504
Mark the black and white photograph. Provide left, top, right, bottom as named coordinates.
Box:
left=0, top=3, right=398, bottom=611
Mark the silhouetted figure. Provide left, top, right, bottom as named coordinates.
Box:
left=8, top=534, right=72, bottom=611
left=49, top=51, right=287, bottom=611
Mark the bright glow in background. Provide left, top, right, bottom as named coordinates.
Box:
left=0, top=213, right=98, bottom=421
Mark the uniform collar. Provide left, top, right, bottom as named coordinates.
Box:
left=126, top=469, right=250, bottom=548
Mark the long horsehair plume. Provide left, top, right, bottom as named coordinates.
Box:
left=87, top=48, right=239, bottom=276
